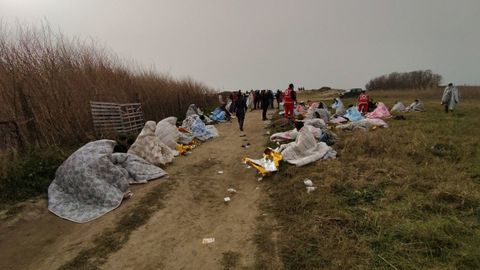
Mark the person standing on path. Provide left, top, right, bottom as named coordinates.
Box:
left=268, top=90, right=275, bottom=109
left=283, top=83, right=296, bottom=119
left=441, top=83, right=459, bottom=113
left=247, top=90, right=254, bottom=111
left=275, top=89, right=282, bottom=108
left=236, top=91, right=247, bottom=131
left=260, top=90, right=270, bottom=121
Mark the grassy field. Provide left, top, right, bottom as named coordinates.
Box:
left=259, top=87, right=480, bottom=269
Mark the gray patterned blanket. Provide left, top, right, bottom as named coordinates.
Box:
left=48, top=140, right=167, bottom=223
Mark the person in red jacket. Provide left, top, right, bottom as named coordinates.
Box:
left=283, top=83, right=296, bottom=119
left=358, top=90, right=369, bottom=114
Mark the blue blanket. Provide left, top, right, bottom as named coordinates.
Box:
left=343, top=107, right=364, bottom=122
left=210, top=108, right=226, bottom=122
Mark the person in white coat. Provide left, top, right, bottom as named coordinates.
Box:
left=441, top=83, right=459, bottom=113
left=331, top=97, right=345, bottom=116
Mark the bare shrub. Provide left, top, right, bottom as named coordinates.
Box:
left=0, top=22, right=217, bottom=147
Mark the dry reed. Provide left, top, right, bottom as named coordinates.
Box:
left=0, top=22, right=217, bottom=147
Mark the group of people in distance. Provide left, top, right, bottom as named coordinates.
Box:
left=227, top=87, right=290, bottom=131
left=225, top=82, right=460, bottom=132
left=353, top=83, right=460, bottom=115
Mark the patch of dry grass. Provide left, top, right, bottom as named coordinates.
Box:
left=59, top=179, right=176, bottom=270
left=260, top=89, right=480, bottom=269
left=221, top=251, right=241, bottom=270
left=0, top=22, right=216, bottom=149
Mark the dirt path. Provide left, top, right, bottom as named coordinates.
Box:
left=0, top=109, right=273, bottom=270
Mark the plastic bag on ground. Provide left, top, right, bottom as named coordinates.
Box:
left=243, top=148, right=282, bottom=176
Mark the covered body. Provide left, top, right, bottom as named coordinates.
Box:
left=128, top=121, right=175, bottom=166
left=343, top=107, right=364, bottom=122
left=391, top=102, right=406, bottom=112
left=332, top=98, right=346, bottom=116
left=366, top=102, right=391, bottom=119
left=48, top=140, right=167, bottom=223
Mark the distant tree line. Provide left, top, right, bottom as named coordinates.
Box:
left=365, top=70, right=442, bottom=90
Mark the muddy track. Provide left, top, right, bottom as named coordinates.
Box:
left=0, top=109, right=275, bottom=270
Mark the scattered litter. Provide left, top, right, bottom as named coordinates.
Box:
left=217, top=171, right=224, bottom=174
left=241, top=143, right=251, bottom=148
left=246, top=165, right=252, bottom=169
left=202, top=238, right=215, bottom=244
left=224, top=197, right=231, bottom=203
left=239, top=134, right=246, bottom=137
left=227, top=188, right=237, bottom=193
left=266, top=131, right=271, bottom=135
left=304, top=179, right=313, bottom=187
left=306, top=186, right=317, bottom=193
left=244, top=148, right=282, bottom=176
left=255, top=187, right=260, bottom=190
left=123, top=191, right=134, bottom=199
left=257, top=177, right=263, bottom=181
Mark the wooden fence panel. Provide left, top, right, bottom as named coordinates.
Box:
left=90, top=101, right=144, bottom=135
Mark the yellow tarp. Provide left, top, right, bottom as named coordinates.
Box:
left=176, top=139, right=199, bottom=155
left=243, top=148, right=282, bottom=176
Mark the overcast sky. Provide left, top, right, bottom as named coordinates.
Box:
left=1, top=0, right=479, bottom=90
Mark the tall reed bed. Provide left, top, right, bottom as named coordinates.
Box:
left=0, top=23, right=217, bottom=148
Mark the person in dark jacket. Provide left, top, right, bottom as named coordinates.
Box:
left=236, top=91, right=247, bottom=131
left=261, top=90, right=270, bottom=121
left=255, top=90, right=261, bottom=109
left=275, top=90, right=282, bottom=108
left=268, top=90, right=274, bottom=109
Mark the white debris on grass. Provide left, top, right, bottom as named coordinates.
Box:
left=304, top=179, right=313, bottom=187
left=202, top=238, right=215, bottom=244
left=304, top=178, right=317, bottom=193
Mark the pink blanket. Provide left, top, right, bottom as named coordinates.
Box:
left=366, top=102, right=391, bottom=119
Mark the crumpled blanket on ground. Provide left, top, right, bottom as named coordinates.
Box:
left=210, top=107, right=227, bottom=122
left=330, top=116, right=348, bottom=124
left=303, top=118, right=326, bottom=129
left=406, top=101, right=425, bottom=112
left=391, top=102, right=406, bottom=112
left=128, top=121, right=175, bottom=166
left=305, top=103, right=331, bottom=123
left=366, top=102, right=391, bottom=119
left=155, top=117, right=180, bottom=155
left=178, top=129, right=195, bottom=144
left=343, top=107, right=364, bottom=122
left=270, top=129, right=299, bottom=142
left=336, top=118, right=388, bottom=131
left=278, top=126, right=336, bottom=166
left=186, top=104, right=202, bottom=118
left=181, top=115, right=219, bottom=141
left=48, top=140, right=167, bottom=223
left=270, top=119, right=325, bottom=142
